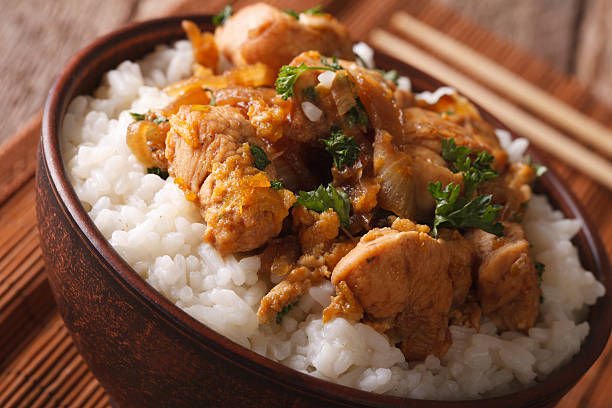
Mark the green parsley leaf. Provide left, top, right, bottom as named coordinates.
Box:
left=283, top=9, right=299, bottom=19
left=535, top=261, right=545, bottom=278
left=203, top=87, right=216, bottom=105
left=270, top=180, right=284, bottom=190
left=129, top=112, right=146, bottom=121
left=250, top=144, right=270, bottom=170
left=302, top=85, right=317, bottom=102
left=295, top=183, right=351, bottom=227
left=275, top=63, right=337, bottom=100
left=319, top=126, right=362, bottom=169
left=441, top=138, right=498, bottom=198
left=345, top=97, right=368, bottom=128
left=212, top=4, right=233, bottom=26
left=153, top=115, right=168, bottom=124
left=147, top=167, right=169, bottom=180
left=525, top=155, right=548, bottom=178
left=320, top=55, right=342, bottom=70
left=276, top=299, right=299, bottom=324
left=428, top=181, right=503, bottom=237
left=303, top=5, right=323, bottom=15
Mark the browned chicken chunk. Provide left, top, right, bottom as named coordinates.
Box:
left=465, top=222, right=541, bottom=331
left=165, top=105, right=295, bottom=253
left=331, top=225, right=473, bottom=360
left=214, top=3, right=353, bottom=72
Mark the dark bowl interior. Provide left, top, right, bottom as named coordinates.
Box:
left=36, top=15, right=612, bottom=408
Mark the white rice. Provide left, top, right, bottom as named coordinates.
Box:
left=61, top=41, right=605, bottom=400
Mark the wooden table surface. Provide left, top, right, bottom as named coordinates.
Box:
left=0, top=1, right=611, bottom=407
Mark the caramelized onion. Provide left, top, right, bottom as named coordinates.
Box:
left=126, top=120, right=167, bottom=168
left=182, top=20, right=219, bottom=69
left=373, top=130, right=415, bottom=219
left=330, top=70, right=356, bottom=115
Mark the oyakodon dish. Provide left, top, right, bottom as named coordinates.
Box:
left=62, top=3, right=605, bottom=400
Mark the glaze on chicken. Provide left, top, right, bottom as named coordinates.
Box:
left=126, top=3, right=541, bottom=361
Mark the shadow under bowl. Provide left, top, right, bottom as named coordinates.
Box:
left=36, top=15, right=612, bottom=408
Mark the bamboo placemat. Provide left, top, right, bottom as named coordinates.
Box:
left=1, top=1, right=611, bottom=407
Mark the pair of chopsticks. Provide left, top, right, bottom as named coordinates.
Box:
left=369, top=12, right=612, bottom=190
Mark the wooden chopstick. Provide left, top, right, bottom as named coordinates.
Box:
left=388, top=12, right=612, bottom=159
left=369, top=29, right=612, bottom=191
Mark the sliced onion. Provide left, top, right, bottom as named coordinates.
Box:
left=318, top=71, right=336, bottom=88
left=414, top=86, right=456, bottom=105
left=301, top=101, right=323, bottom=122
left=331, top=71, right=356, bottom=116
left=373, top=130, right=415, bottom=219
left=352, top=42, right=375, bottom=69
left=397, top=76, right=411, bottom=92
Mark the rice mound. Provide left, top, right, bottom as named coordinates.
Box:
left=61, top=40, right=606, bottom=400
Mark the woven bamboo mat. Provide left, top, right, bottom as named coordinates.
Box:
left=1, top=1, right=611, bottom=407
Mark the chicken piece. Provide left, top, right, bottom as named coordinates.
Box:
left=257, top=266, right=310, bottom=324
left=478, top=162, right=535, bottom=221
left=449, top=296, right=482, bottom=330
left=436, top=229, right=474, bottom=306
left=331, top=227, right=455, bottom=360
left=465, top=222, right=540, bottom=331
left=165, top=105, right=295, bottom=253
left=412, top=93, right=508, bottom=170
left=323, top=280, right=364, bottom=323
left=292, top=207, right=340, bottom=252
left=214, top=3, right=353, bottom=72
left=402, top=107, right=507, bottom=171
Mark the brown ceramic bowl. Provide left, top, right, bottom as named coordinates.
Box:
left=37, top=15, right=612, bottom=408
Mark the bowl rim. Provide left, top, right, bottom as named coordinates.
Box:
left=40, top=14, right=612, bottom=407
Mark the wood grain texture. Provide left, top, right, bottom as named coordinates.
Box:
left=575, top=0, right=612, bottom=110
left=0, top=0, right=611, bottom=407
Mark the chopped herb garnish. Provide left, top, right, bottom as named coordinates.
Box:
left=250, top=144, right=270, bottom=170
left=129, top=112, right=146, bottom=121
left=212, top=4, right=233, bottom=26
left=535, top=261, right=545, bottom=278
left=540, top=295, right=544, bottom=304
left=147, top=167, right=169, bottom=180
left=441, top=138, right=498, bottom=198
left=382, top=69, right=399, bottom=84
left=283, top=5, right=323, bottom=19
left=295, top=183, right=351, bottom=227
left=444, top=110, right=455, bottom=115
left=275, top=63, right=338, bottom=100
left=345, top=97, right=368, bottom=128
left=525, top=155, right=548, bottom=178
left=428, top=181, right=503, bottom=237
left=303, top=5, right=324, bottom=15
left=270, top=180, right=284, bottom=190
left=203, top=87, right=216, bottom=105
left=276, top=300, right=299, bottom=324
left=153, top=115, right=168, bottom=124
left=283, top=9, right=300, bottom=19
left=319, top=126, right=362, bottom=169
left=366, top=256, right=375, bottom=263
left=302, top=85, right=317, bottom=102
left=320, top=55, right=342, bottom=70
